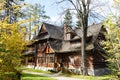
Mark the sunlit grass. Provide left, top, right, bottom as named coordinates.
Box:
left=21, top=73, right=56, bottom=80
left=21, top=67, right=55, bottom=80
left=72, top=75, right=111, bottom=80
left=60, top=73, right=111, bottom=80
left=22, top=67, right=113, bottom=80
left=22, top=67, right=51, bottom=74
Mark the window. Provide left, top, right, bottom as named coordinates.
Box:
left=48, top=54, right=54, bottom=63
left=66, top=33, right=71, bottom=40
left=49, top=57, right=54, bottom=63
left=38, top=57, right=45, bottom=63
left=69, top=56, right=74, bottom=64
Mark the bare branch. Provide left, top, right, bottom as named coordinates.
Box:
left=56, top=0, right=66, bottom=4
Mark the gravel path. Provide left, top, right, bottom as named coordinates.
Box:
left=23, top=70, right=82, bottom=80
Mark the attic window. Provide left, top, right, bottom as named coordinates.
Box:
left=66, top=33, right=71, bottom=40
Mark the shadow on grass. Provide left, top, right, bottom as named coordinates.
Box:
left=0, top=73, right=18, bottom=80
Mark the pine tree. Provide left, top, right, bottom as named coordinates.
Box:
left=23, top=3, right=50, bottom=40
left=4, top=0, right=24, bottom=23
left=63, top=9, right=72, bottom=27
left=76, top=13, right=82, bottom=28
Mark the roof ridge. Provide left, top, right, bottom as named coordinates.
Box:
left=43, top=22, right=63, bottom=29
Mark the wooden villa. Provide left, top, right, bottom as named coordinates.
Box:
left=24, top=22, right=109, bottom=76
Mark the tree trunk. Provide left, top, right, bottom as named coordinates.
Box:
left=81, top=26, right=88, bottom=75
left=81, top=0, right=89, bottom=75
left=58, top=0, right=90, bottom=76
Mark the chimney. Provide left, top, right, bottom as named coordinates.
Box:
left=64, top=24, right=67, bottom=40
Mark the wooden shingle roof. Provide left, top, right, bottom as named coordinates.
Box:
left=42, top=23, right=63, bottom=40
left=74, top=23, right=103, bottom=38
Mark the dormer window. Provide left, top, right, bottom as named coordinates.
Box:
left=66, top=32, right=74, bottom=40
left=66, top=33, right=71, bottom=40
left=64, top=24, right=74, bottom=40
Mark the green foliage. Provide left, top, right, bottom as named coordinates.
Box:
left=23, top=3, right=50, bottom=39
left=76, top=12, right=82, bottom=28
left=0, top=1, right=30, bottom=80
left=76, top=21, right=81, bottom=28
left=103, top=15, right=120, bottom=78
left=0, top=72, right=18, bottom=80
left=0, top=1, right=49, bottom=80
left=63, top=9, right=72, bottom=27
left=0, top=21, right=28, bottom=80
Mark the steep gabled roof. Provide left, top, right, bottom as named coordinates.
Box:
left=88, top=23, right=103, bottom=36
left=60, top=40, right=94, bottom=53
left=37, top=23, right=64, bottom=40
left=73, top=23, right=103, bottom=39
left=28, top=23, right=104, bottom=54
left=60, top=23, right=104, bottom=52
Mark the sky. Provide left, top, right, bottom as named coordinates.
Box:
left=24, top=0, right=71, bottom=25
left=24, top=0, right=114, bottom=26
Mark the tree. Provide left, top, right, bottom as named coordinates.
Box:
left=0, top=17, right=28, bottom=80
left=23, top=3, right=50, bottom=40
left=59, top=0, right=91, bottom=75
left=4, top=0, right=24, bottom=23
left=103, top=15, right=120, bottom=78
left=0, top=1, right=31, bottom=79
left=31, top=4, right=50, bottom=37
left=63, top=9, right=72, bottom=27
left=76, top=12, right=82, bottom=28
left=103, top=1, right=120, bottom=78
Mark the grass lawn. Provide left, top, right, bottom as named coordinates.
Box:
left=0, top=72, right=18, bottom=80
left=22, top=67, right=114, bottom=80
left=22, top=67, right=51, bottom=74
left=21, top=73, right=56, bottom=80
left=0, top=72, right=55, bottom=80
left=72, top=75, right=111, bottom=80
left=21, top=67, right=56, bottom=80
left=60, top=73, right=111, bottom=80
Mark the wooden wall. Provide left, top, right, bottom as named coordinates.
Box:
left=55, top=52, right=94, bottom=70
